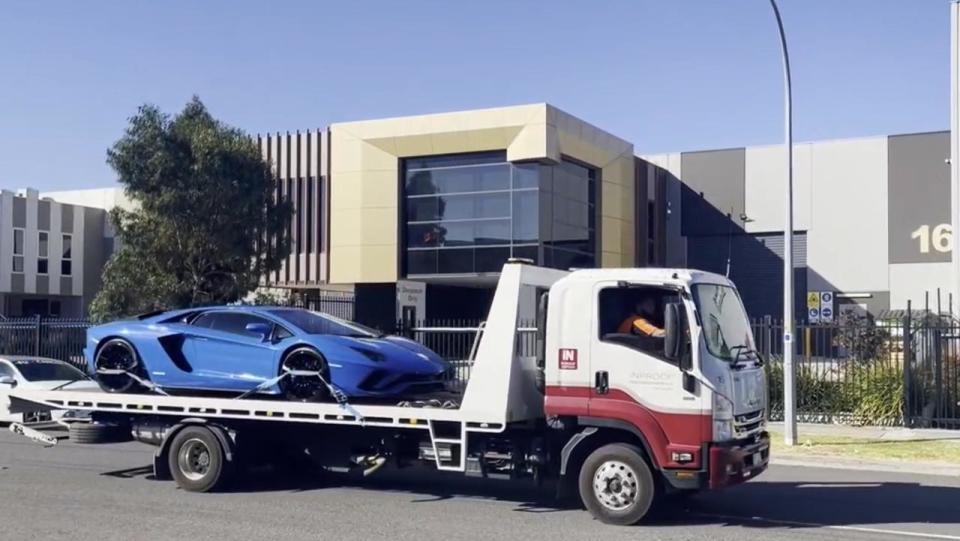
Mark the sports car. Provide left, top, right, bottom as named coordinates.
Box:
left=85, top=306, right=449, bottom=400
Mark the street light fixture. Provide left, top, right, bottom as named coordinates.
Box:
left=768, top=0, right=797, bottom=446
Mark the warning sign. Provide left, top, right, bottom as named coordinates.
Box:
left=807, top=292, right=821, bottom=324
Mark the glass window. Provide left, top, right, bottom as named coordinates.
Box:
left=13, top=229, right=24, bottom=255
left=194, top=312, right=273, bottom=338
left=62, top=234, right=72, bottom=259
left=402, top=153, right=597, bottom=275
left=692, top=284, right=756, bottom=362
left=38, top=258, right=48, bottom=274
left=268, top=309, right=378, bottom=337
left=38, top=232, right=48, bottom=257
left=12, top=359, right=85, bottom=382
left=12, top=256, right=23, bottom=273
left=0, top=362, right=14, bottom=378
left=61, top=260, right=72, bottom=276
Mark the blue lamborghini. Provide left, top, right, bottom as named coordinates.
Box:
left=84, top=306, right=449, bottom=400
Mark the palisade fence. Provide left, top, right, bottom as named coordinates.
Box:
left=0, top=316, right=89, bottom=371
left=756, top=310, right=960, bottom=429
left=397, top=319, right=538, bottom=392
left=4, top=304, right=959, bottom=431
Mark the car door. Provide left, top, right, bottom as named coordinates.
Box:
left=182, top=312, right=281, bottom=392
left=0, top=361, right=18, bottom=422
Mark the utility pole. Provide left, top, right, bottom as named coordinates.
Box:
left=769, top=0, right=796, bottom=446
left=951, top=1, right=960, bottom=318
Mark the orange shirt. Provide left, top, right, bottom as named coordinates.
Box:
left=617, top=315, right=664, bottom=336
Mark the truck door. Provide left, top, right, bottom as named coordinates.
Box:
left=588, top=282, right=707, bottom=469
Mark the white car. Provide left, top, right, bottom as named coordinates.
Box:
left=0, top=356, right=101, bottom=424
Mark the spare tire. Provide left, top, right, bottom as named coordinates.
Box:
left=69, top=422, right=131, bottom=444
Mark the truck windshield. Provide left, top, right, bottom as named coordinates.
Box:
left=691, top=284, right=756, bottom=362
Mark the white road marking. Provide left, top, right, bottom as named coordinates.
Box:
left=696, top=512, right=960, bottom=540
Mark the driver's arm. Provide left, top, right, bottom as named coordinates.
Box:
left=633, top=318, right=665, bottom=338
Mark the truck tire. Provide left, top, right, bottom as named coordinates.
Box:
left=578, top=443, right=656, bottom=525
left=167, top=426, right=230, bottom=492
left=69, top=422, right=131, bottom=444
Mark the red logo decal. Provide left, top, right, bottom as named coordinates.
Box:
left=559, top=348, right=578, bottom=370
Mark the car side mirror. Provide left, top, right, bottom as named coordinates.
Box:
left=664, top=303, right=691, bottom=371
left=0, top=375, right=16, bottom=387
left=245, top=322, right=272, bottom=341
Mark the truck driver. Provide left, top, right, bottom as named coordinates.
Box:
left=617, top=297, right=665, bottom=337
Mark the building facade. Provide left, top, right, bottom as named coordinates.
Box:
left=0, top=189, right=111, bottom=317
left=260, top=104, right=663, bottom=327
left=641, top=130, right=954, bottom=320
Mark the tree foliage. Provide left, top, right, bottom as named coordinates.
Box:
left=89, top=97, right=290, bottom=321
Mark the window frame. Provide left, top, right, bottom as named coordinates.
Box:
left=61, top=234, right=73, bottom=276
left=12, top=228, right=24, bottom=274
left=37, top=231, right=49, bottom=275
left=190, top=311, right=291, bottom=340
left=597, top=284, right=682, bottom=366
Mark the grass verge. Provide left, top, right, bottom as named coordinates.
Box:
left=768, top=430, right=960, bottom=464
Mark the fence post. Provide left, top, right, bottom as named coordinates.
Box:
left=902, top=301, right=912, bottom=428
left=33, top=314, right=42, bottom=356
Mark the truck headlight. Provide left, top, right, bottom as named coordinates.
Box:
left=713, top=392, right=735, bottom=441
left=713, top=419, right=734, bottom=441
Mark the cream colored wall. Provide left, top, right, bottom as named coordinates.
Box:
left=328, top=104, right=634, bottom=284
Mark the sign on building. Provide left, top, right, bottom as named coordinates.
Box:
left=819, top=291, right=834, bottom=323
left=807, top=292, right=821, bottom=324
left=396, top=280, right=426, bottom=326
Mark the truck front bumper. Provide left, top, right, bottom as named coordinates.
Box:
left=708, top=431, right=770, bottom=489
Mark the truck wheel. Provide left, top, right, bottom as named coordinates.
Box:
left=94, top=338, right=145, bottom=393
left=168, top=426, right=230, bottom=492
left=68, top=422, right=131, bottom=444
left=578, top=443, right=656, bottom=525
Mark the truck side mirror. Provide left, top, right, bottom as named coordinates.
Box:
left=664, top=303, right=691, bottom=371
left=0, top=375, right=16, bottom=387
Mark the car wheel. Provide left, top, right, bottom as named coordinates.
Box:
left=579, top=443, right=657, bottom=526
left=94, top=338, right=146, bottom=393
left=69, top=421, right=131, bottom=444
left=168, top=426, right=230, bottom=492
left=278, top=347, right=331, bottom=402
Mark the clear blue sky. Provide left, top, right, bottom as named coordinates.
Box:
left=0, top=0, right=952, bottom=191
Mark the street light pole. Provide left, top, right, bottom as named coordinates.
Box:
left=769, top=0, right=796, bottom=446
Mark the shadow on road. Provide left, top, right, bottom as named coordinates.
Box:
left=99, top=463, right=960, bottom=529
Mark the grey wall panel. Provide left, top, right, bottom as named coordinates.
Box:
left=12, top=197, right=25, bottom=228
left=61, top=205, right=74, bottom=233
left=680, top=149, right=745, bottom=237
left=37, top=200, right=50, bottom=231
left=888, top=131, right=950, bottom=263
left=35, top=275, right=48, bottom=295
left=10, top=273, right=23, bottom=293
left=687, top=232, right=806, bottom=320
left=60, top=276, right=71, bottom=296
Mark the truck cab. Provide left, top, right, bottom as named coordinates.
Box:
left=542, top=267, right=769, bottom=520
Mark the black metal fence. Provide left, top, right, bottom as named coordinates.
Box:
left=0, top=316, right=89, bottom=371
left=756, top=312, right=960, bottom=429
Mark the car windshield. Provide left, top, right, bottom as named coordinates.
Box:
left=267, top=310, right=380, bottom=337
left=13, top=359, right=86, bottom=382
left=691, top=284, right=756, bottom=362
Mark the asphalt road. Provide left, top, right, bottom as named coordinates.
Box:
left=1, top=429, right=959, bottom=541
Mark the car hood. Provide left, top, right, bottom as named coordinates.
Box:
left=309, top=335, right=448, bottom=374
left=21, top=379, right=102, bottom=392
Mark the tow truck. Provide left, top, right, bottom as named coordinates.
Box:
left=7, top=261, right=769, bottom=525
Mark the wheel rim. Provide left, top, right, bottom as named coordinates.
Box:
left=280, top=351, right=326, bottom=400
left=96, top=341, right=138, bottom=390
left=593, top=460, right=640, bottom=511
left=177, top=438, right=212, bottom=481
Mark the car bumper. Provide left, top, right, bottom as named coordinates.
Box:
left=707, top=431, right=770, bottom=489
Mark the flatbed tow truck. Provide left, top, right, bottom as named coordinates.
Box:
left=8, top=261, right=769, bottom=525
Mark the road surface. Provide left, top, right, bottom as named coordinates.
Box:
left=1, top=429, right=958, bottom=540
